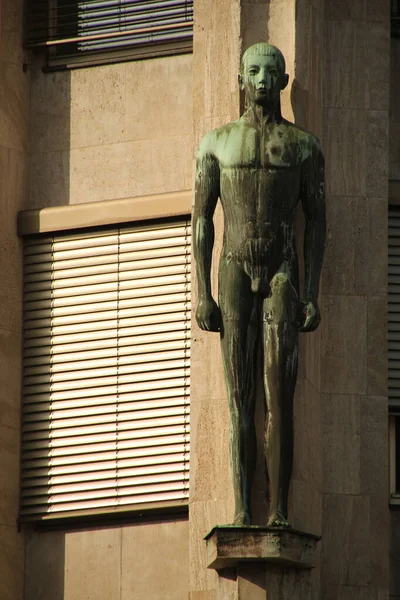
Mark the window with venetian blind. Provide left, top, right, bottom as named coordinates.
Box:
left=20, top=217, right=191, bottom=521
left=25, top=0, right=194, bottom=67
left=390, top=205, right=400, bottom=502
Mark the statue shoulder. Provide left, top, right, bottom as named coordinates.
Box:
left=197, top=130, right=218, bottom=161
left=284, top=123, right=323, bottom=163
left=305, top=131, right=323, bottom=157
left=297, top=127, right=323, bottom=158
left=197, top=119, right=242, bottom=160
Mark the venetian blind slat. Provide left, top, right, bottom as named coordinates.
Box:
left=22, top=431, right=189, bottom=459
left=22, top=450, right=188, bottom=478
left=24, top=339, right=190, bottom=368
left=24, top=313, right=191, bottom=340
left=20, top=217, right=191, bottom=520
left=24, top=357, right=189, bottom=384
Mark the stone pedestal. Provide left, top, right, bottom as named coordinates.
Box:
left=205, top=526, right=320, bottom=571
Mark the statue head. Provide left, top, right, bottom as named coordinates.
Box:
left=238, top=43, right=289, bottom=110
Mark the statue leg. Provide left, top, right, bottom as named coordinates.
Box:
left=219, top=259, right=260, bottom=525
left=263, top=271, right=298, bottom=527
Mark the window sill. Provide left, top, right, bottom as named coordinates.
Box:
left=41, top=40, right=193, bottom=72
left=19, top=500, right=189, bottom=531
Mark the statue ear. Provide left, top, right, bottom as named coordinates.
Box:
left=238, top=73, right=244, bottom=90
left=282, top=74, right=289, bottom=90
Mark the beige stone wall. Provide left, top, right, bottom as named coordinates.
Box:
left=29, top=52, right=192, bottom=208
left=4, top=1, right=392, bottom=599
left=0, top=0, right=31, bottom=599
left=24, top=518, right=189, bottom=600
left=24, top=45, right=192, bottom=600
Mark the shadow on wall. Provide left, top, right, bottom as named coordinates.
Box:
left=21, top=46, right=72, bottom=531
left=289, top=0, right=323, bottom=541
left=25, top=528, right=66, bottom=599
left=29, top=49, right=72, bottom=209
left=23, top=48, right=67, bottom=600
left=239, top=2, right=270, bottom=114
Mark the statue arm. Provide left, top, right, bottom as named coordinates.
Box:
left=299, top=140, right=326, bottom=332
left=193, top=136, right=221, bottom=332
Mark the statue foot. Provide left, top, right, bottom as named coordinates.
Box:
left=267, top=510, right=292, bottom=529
left=233, top=510, right=251, bottom=526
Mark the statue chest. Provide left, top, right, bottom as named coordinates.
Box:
left=217, top=127, right=303, bottom=170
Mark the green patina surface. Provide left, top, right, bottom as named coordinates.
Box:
left=193, top=43, right=326, bottom=528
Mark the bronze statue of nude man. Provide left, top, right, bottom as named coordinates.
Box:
left=193, top=43, right=326, bottom=527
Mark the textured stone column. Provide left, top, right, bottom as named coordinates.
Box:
left=319, top=1, right=390, bottom=598
left=189, top=1, right=320, bottom=599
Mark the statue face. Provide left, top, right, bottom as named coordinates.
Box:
left=240, top=53, right=288, bottom=108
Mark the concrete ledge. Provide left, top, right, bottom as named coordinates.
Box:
left=204, top=525, right=320, bottom=570
left=17, top=190, right=192, bottom=235
left=390, top=179, right=400, bottom=206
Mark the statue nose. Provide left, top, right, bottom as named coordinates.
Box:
left=259, top=76, right=271, bottom=89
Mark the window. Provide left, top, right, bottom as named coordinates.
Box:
left=25, top=0, right=194, bottom=68
left=392, top=0, right=400, bottom=37
left=20, top=216, right=191, bottom=522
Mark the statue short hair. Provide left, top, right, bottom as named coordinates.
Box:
left=241, top=43, right=286, bottom=75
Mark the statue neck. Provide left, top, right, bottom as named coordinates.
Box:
left=243, top=101, right=283, bottom=125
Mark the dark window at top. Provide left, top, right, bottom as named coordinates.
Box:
left=392, top=0, right=400, bottom=38
left=25, top=1, right=194, bottom=67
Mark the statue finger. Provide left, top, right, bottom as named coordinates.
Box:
left=298, top=315, right=313, bottom=332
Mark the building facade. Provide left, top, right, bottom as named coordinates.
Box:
left=0, top=0, right=396, bottom=598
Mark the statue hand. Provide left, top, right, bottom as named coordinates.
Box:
left=298, top=299, right=321, bottom=332
left=196, top=296, right=222, bottom=332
